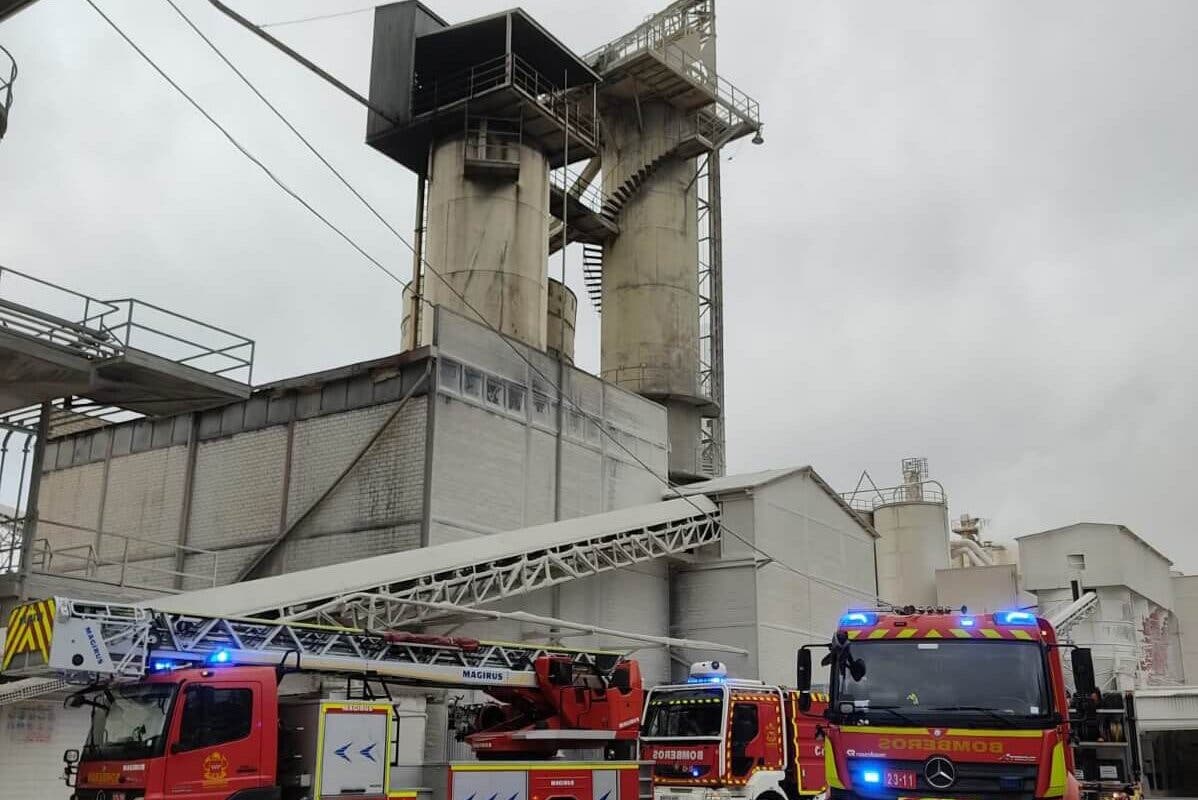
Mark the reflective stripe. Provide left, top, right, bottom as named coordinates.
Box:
left=825, top=738, right=844, bottom=789
left=846, top=630, right=861, bottom=639
left=1011, top=629, right=1034, bottom=640
left=896, top=628, right=918, bottom=639
left=1046, top=741, right=1067, bottom=796
left=949, top=628, right=971, bottom=638
left=868, top=628, right=888, bottom=639
left=980, top=628, right=1003, bottom=639
left=923, top=629, right=942, bottom=639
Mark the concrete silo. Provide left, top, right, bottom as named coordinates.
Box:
left=871, top=458, right=951, bottom=606
left=366, top=3, right=601, bottom=353
left=585, top=0, right=762, bottom=481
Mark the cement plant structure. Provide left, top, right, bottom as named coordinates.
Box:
left=0, top=3, right=886, bottom=795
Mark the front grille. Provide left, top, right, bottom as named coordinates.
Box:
left=845, top=758, right=1039, bottom=798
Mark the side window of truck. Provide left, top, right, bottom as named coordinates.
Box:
left=730, top=703, right=759, bottom=777
left=178, top=686, right=253, bottom=751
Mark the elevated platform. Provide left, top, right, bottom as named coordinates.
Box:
left=367, top=7, right=600, bottom=173
left=0, top=267, right=254, bottom=417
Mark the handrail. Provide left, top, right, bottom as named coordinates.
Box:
left=27, top=517, right=220, bottom=590
left=550, top=164, right=605, bottom=214
left=0, top=265, right=255, bottom=385
left=410, top=53, right=599, bottom=146
left=841, top=480, right=948, bottom=511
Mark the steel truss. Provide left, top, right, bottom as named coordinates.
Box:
left=280, top=506, right=721, bottom=629
left=4, top=596, right=629, bottom=698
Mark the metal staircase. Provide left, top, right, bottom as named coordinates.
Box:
left=1047, top=590, right=1100, bottom=641
left=582, top=244, right=605, bottom=311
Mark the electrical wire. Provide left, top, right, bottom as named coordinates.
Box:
left=259, top=5, right=375, bottom=29
left=103, top=0, right=880, bottom=606
left=84, top=0, right=405, bottom=288
left=163, top=0, right=413, bottom=259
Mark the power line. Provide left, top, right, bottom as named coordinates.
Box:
left=259, top=5, right=375, bottom=29
left=164, top=0, right=413, bottom=259
left=108, top=0, right=880, bottom=606
left=84, top=0, right=405, bottom=289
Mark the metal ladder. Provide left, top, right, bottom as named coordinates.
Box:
left=2, top=596, right=628, bottom=697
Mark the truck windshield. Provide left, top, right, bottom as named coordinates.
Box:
left=84, top=683, right=177, bottom=761
left=642, top=688, right=724, bottom=738
left=835, top=640, right=1051, bottom=725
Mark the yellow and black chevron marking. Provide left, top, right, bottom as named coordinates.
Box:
left=2, top=598, right=56, bottom=670
left=844, top=626, right=1035, bottom=641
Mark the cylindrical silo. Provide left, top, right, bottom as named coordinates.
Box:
left=420, top=133, right=550, bottom=349
left=600, top=100, right=705, bottom=480
left=872, top=499, right=951, bottom=606
left=546, top=278, right=577, bottom=364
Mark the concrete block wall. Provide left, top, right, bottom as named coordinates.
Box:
left=185, top=426, right=289, bottom=585
left=31, top=358, right=432, bottom=595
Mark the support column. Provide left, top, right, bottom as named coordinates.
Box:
left=16, top=401, right=50, bottom=601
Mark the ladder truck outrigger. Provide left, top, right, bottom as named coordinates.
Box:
left=1, top=596, right=650, bottom=800
left=795, top=607, right=1099, bottom=800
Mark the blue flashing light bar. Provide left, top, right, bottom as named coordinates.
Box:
left=150, top=660, right=173, bottom=672
left=840, top=612, right=877, bottom=627
left=960, top=617, right=976, bottom=627
left=687, top=676, right=725, bottom=684
left=208, top=649, right=231, bottom=664
left=862, top=770, right=881, bottom=785
left=997, top=610, right=1037, bottom=625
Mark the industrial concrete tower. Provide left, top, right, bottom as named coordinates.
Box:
left=584, top=0, right=761, bottom=481
left=367, top=0, right=761, bottom=482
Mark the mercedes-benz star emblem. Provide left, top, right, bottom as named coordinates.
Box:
left=925, top=756, right=957, bottom=789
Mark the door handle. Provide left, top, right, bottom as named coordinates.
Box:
left=236, top=765, right=258, bottom=774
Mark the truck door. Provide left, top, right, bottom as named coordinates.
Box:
left=163, top=679, right=265, bottom=798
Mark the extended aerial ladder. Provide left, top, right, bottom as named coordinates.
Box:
left=3, top=595, right=636, bottom=691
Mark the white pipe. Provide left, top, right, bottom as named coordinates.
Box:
left=950, top=537, right=995, bottom=567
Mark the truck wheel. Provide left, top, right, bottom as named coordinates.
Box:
left=757, top=790, right=786, bottom=800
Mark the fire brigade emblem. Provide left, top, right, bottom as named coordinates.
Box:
left=202, top=751, right=229, bottom=786
left=931, top=728, right=943, bottom=738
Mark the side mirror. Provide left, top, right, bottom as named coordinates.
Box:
left=1072, top=648, right=1097, bottom=698
left=849, top=658, right=867, bottom=682
left=62, top=749, right=80, bottom=764
left=798, top=692, right=812, bottom=713
left=797, top=648, right=812, bottom=691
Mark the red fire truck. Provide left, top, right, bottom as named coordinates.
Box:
left=796, top=608, right=1097, bottom=800
left=634, top=661, right=828, bottom=800
left=1, top=596, right=649, bottom=800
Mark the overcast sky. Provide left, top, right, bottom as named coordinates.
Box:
left=2, top=1, right=1197, bottom=569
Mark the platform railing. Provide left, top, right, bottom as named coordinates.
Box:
left=27, top=519, right=220, bottom=591
left=411, top=54, right=599, bottom=147
left=102, top=298, right=255, bottom=384
left=0, top=266, right=121, bottom=357
left=550, top=164, right=606, bottom=215
left=0, top=265, right=255, bottom=384
left=841, top=480, right=948, bottom=511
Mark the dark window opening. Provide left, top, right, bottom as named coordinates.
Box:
left=177, top=686, right=252, bottom=751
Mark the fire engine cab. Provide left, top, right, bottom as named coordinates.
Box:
left=797, top=607, right=1097, bottom=800
left=639, top=661, right=827, bottom=800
